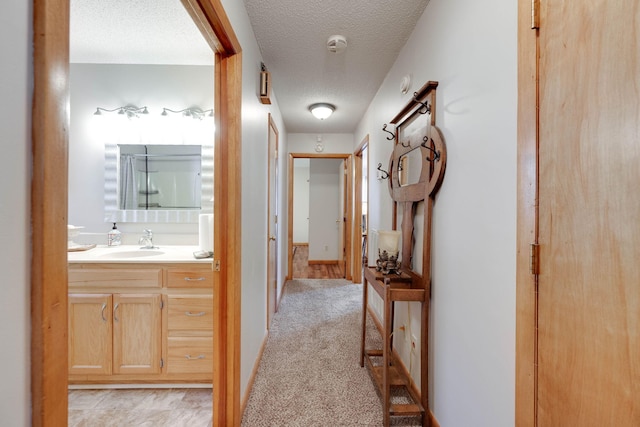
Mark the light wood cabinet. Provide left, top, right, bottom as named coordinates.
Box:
left=68, top=262, right=213, bottom=384
left=112, top=294, right=162, bottom=374
left=166, top=295, right=214, bottom=375
left=69, top=293, right=162, bottom=376
left=68, top=294, right=112, bottom=375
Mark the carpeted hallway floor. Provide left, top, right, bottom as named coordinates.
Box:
left=241, top=279, right=422, bottom=427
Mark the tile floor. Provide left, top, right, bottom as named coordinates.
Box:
left=68, top=388, right=212, bottom=426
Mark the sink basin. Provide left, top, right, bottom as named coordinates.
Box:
left=98, top=250, right=166, bottom=259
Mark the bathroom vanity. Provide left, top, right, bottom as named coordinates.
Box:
left=67, top=246, right=214, bottom=384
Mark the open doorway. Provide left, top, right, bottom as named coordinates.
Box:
left=288, top=153, right=352, bottom=281
left=32, top=1, right=243, bottom=425
left=352, top=135, right=369, bottom=284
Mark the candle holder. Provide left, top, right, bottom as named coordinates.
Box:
left=376, top=249, right=401, bottom=275
left=376, top=230, right=401, bottom=275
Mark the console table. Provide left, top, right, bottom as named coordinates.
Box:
left=360, top=81, right=446, bottom=427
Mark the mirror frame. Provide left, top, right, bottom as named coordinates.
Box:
left=104, top=143, right=214, bottom=223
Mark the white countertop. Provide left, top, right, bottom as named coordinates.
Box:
left=67, top=245, right=213, bottom=264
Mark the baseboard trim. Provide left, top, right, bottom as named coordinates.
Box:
left=308, top=260, right=339, bottom=265
left=240, top=331, right=268, bottom=416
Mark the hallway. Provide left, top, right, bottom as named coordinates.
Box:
left=292, top=244, right=344, bottom=279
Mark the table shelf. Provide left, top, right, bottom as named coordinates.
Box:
left=361, top=266, right=427, bottom=426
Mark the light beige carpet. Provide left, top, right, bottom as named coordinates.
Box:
left=241, top=279, right=422, bottom=427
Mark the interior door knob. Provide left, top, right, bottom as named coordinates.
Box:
left=269, top=235, right=276, bottom=241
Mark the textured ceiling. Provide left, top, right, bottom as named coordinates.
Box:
left=70, top=0, right=213, bottom=65
left=243, top=0, right=430, bottom=133
left=70, top=0, right=430, bottom=133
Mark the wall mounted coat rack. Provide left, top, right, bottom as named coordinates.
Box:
left=362, top=80, right=446, bottom=427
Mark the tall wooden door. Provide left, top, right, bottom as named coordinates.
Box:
left=267, top=115, right=279, bottom=327
left=529, top=0, right=640, bottom=424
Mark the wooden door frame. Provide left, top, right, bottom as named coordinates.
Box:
left=287, top=153, right=353, bottom=281
left=515, top=0, right=538, bottom=425
left=31, top=0, right=243, bottom=425
left=352, top=135, right=369, bottom=284
left=266, top=114, right=279, bottom=326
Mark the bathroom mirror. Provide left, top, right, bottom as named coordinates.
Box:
left=105, top=143, right=213, bottom=223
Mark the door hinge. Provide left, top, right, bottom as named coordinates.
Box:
left=531, top=0, right=540, bottom=29
left=214, top=260, right=221, bottom=271
left=274, top=215, right=278, bottom=224
left=529, top=243, right=540, bottom=275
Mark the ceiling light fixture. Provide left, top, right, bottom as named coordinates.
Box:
left=161, top=107, right=214, bottom=120
left=94, top=105, right=149, bottom=119
left=309, top=103, right=335, bottom=120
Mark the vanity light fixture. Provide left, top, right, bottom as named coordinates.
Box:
left=94, top=105, right=149, bottom=119
left=161, top=107, right=214, bottom=120
left=309, top=103, right=335, bottom=120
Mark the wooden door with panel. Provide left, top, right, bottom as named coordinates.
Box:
left=534, top=0, right=640, bottom=424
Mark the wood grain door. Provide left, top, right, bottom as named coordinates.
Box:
left=112, top=294, right=162, bottom=374
left=267, top=115, right=279, bottom=328
left=534, top=0, right=640, bottom=424
left=68, top=294, right=113, bottom=375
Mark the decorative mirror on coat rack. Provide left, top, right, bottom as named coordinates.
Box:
left=361, top=80, right=446, bottom=427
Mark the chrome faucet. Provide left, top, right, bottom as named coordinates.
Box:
left=139, top=229, right=157, bottom=249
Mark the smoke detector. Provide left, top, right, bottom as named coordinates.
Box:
left=327, top=35, right=347, bottom=54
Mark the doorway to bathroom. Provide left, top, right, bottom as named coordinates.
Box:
left=32, top=1, right=243, bottom=425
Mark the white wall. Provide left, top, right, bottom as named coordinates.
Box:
left=0, top=1, right=30, bottom=425
left=292, top=159, right=309, bottom=243
left=219, top=0, right=288, bottom=400
left=355, top=0, right=517, bottom=425
left=69, top=63, right=214, bottom=244
left=308, top=159, right=343, bottom=261
left=288, top=133, right=353, bottom=154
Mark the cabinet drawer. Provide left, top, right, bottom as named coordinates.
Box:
left=167, top=296, right=214, bottom=331
left=69, top=268, right=162, bottom=288
left=166, top=269, right=213, bottom=288
left=167, top=337, right=213, bottom=374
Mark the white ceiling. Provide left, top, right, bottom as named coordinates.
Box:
left=70, top=0, right=430, bottom=133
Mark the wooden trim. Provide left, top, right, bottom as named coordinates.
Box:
left=516, top=0, right=538, bottom=425
left=240, top=331, right=268, bottom=416
left=31, top=0, right=70, bottom=425
left=266, top=114, right=279, bottom=327
left=353, top=135, right=369, bottom=284
left=390, top=81, right=439, bottom=125
left=181, top=0, right=241, bottom=56
left=293, top=242, right=309, bottom=247
left=287, top=153, right=353, bottom=282
left=33, top=0, right=242, bottom=425
left=307, top=260, right=339, bottom=265
left=213, top=48, right=243, bottom=426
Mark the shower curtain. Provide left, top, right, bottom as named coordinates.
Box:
left=119, top=154, right=139, bottom=209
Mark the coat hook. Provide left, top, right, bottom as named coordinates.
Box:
left=413, top=92, right=431, bottom=114
left=421, top=136, right=440, bottom=162
left=377, top=162, right=390, bottom=180
left=382, top=124, right=396, bottom=141
left=400, top=140, right=411, bottom=148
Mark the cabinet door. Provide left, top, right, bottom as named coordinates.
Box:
left=112, top=294, right=162, bottom=375
left=69, top=294, right=113, bottom=375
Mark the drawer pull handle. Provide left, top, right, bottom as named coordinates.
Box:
left=185, top=311, right=206, bottom=317
left=184, top=277, right=206, bottom=281
left=185, top=354, right=205, bottom=360
left=101, top=303, right=107, bottom=322
left=113, top=303, right=120, bottom=322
